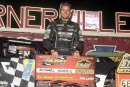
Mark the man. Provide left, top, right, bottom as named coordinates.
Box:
left=43, top=1, right=84, bottom=58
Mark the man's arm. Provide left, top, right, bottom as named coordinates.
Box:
left=74, top=23, right=84, bottom=54
left=43, top=22, right=55, bottom=52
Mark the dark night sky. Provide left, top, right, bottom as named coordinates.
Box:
left=1, top=0, right=130, bottom=30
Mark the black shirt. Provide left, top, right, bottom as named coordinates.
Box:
left=43, top=19, right=84, bottom=55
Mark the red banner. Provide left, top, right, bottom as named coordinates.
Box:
left=36, top=55, right=95, bottom=86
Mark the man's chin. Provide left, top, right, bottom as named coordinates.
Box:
left=61, top=16, right=69, bottom=20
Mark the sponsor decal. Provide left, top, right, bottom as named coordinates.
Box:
left=76, top=59, right=91, bottom=68
left=76, top=69, right=94, bottom=74
left=67, top=25, right=74, bottom=28
left=8, top=40, right=31, bottom=44
left=41, top=56, right=67, bottom=66
left=36, top=81, right=50, bottom=87
left=117, top=53, right=130, bottom=73
left=56, top=24, right=64, bottom=26
left=22, top=59, right=35, bottom=80
left=120, top=79, right=130, bottom=87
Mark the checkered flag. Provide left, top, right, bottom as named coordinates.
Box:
left=6, top=58, right=35, bottom=87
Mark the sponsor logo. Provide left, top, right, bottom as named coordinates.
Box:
left=59, top=38, right=71, bottom=41
left=121, top=79, right=130, bottom=87
left=76, top=69, right=94, bottom=74
left=36, top=81, right=50, bottom=87
left=41, top=56, right=67, bottom=65
left=58, top=32, right=65, bottom=35
left=56, top=24, right=64, bottom=26
left=67, top=29, right=74, bottom=31
left=8, top=40, right=31, bottom=44
left=66, top=32, right=73, bottom=35
left=18, top=50, right=31, bottom=58
left=80, top=77, right=94, bottom=80
left=57, top=27, right=63, bottom=30
left=76, top=59, right=91, bottom=68
left=22, top=59, right=35, bottom=80
left=67, top=25, right=74, bottom=28
left=117, top=53, right=130, bottom=73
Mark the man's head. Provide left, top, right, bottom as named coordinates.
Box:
left=59, top=1, right=71, bottom=21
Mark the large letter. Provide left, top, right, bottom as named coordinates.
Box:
left=25, top=6, right=41, bottom=29
left=7, top=5, right=24, bottom=28
left=116, top=12, right=130, bottom=33
left=70, top=10, right=81, bottom=25
left=77, top=10, right=81, bottom=25
left=127, top=80, right=130, bottom=87
left=99, top=11, right=114, bottom=33
left=41, top=8, right=58, bottom=29
left=23, top=51, right=30, bottom=57
left=0, top=5, right=6, bottom=28
left=121, top=80, right=126, bottom=87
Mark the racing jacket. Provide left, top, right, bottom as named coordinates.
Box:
left=43, top=19, right=84, bottom=55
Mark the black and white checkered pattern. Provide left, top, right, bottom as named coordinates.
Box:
left=6, top=58, right=35, bottom=87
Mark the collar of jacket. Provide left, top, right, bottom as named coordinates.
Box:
left=59, top=18, right=71, bottom=24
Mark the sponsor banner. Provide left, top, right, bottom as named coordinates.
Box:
left=36, top=55, right=95, bottom=86
left=116, top=53, right=130, bottom=87
left=117, top=53, right=130, bottom=74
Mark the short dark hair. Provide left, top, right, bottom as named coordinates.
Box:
left=59, top=1, right=71, bottom=9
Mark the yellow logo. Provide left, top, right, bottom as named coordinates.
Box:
left=76, top=59, right=91, bottom=68
left=117, top=53, right=130, bottom=74
left=42, top=56, right=67, bottom=65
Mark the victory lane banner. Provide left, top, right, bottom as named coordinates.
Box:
left=36, top=55, right=95, bottom=87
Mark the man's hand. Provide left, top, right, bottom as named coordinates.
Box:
left=51, top=49, right=58, bottom=58
left=73, top=50, right=80, bottom=58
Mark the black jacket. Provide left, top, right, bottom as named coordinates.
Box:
left=43, top=19, right=84, bottom=55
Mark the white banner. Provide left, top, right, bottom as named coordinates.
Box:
left=36, top=68, right=75, bottom=73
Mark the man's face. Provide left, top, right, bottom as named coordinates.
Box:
left=60, top=5, right=71, bottom=20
